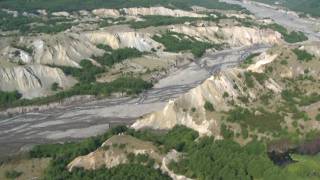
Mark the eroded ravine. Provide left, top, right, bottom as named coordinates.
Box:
left=0, top=45, right=268, bottom=156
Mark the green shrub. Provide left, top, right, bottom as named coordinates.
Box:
left=292, top=48, right=314, bottom=62
left=153, top=31, right=220, bottom=57
left=243, top=53, right=260, bottom=64
left=227, top=107, right=283, bottom=134
left=95, top=48, right=143, bottom=67
left=223, top=92, right=229, bottom=98
left=262, top=23, right=308, bottom=43
left=51, top=82, right=60, bottom=91
left=0, top=90, right=22, bottom=107
left=162, top=125, right=199, bottom=152
left=204, top=101, right=214, bottom=112
left=221, top=124, right=234, bottom=139
left=244, top=72, right=254, bottom=88
left=280, top=59, right=288, bottom=65
left=5, top=170, right=23, bottom=179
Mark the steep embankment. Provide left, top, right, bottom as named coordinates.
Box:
left=0, top=65, right=76, bottom=98
left=133, top=44, right=320, bottom=142
left=92, top=7, right=206, bottom=18
left=0, top=31, right=161, bottom=98
left=170, top=25, right=282, bottom=46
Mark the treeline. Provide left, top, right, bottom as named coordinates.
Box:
left=129, top=13, right=226, bottom=29
left=0, top=12, right=74, bottom=34
left=153, top=31, right=222, bottom=57
left=29, top=125, right=320, bottom=179
left=0, top=0, right=244, bottom=12
left=292, top=48, right=314, bottom=62
left=29, top=125, right=197, bottom=179
left=94, top=47, right=143, bottom=67
left=130, top=16, right=199, bottom=29
left=0, top=91, right=22, bottom=107
left=0, top=76, right=152, bottom=110
left=55, top=59, right=105, bottom=83
left=262, top=23, right=308, bottom=43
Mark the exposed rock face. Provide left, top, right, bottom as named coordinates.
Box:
left=0, top=33, right=105, bottom=67
left=301, top=42, right=320, bottom=57
left=170, top=25, right=282, bottom=46
left=0, top=65, right=76, bottom=98
left=1, top=47, right=33, bottom=64
left=84, top=31, right=162, bottom=51
left=92, top=9, right=120, bottom=17
left=247, top=52, right=278, bottom=73
left=132, top=68, right=243, bottom=136
left=132, top=51, right=283, bottom=137
left=68, top=135, right=190, bottom=180
left=67, top=135, right=162, bottom=171
left=29, top=34, right=104, bottom=67
left=122, top=7, right=206, bottom=17
left=51, top=11, right=70, bottom=17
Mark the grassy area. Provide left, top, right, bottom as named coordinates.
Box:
left=130, top=16, right=199, bottom=29
left=292, top=48, right=314, bottom=62
left=284, top=154, right=320, bottom=180
left=94, top=47, right=143, bottom=67
left=129, top=14, right=223, bottom=29
left=0, top=0, right=244, bottom=12
left=153, top=31, right=221, bottom=57
left=243, top=53, right=261, bottom=65
left=0, top=158, right=50, bottom=180
left=226, top=106, right=284, bottom=135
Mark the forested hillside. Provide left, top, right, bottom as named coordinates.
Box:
left=0, top=0, right=244, bottom=11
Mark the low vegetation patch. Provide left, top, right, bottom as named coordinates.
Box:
left=130, top=16, right=198, bottom=29
left=226, top=107, right=283, bottom=134
left=243, top=52, right=261, bottom=65
left=204, top=101, right=215, bottom=112
left=263, top=23, right=308, bottom=43
left=5, top=170, right=23, bottom=179
left=292, top=48, right=314, bottom=62
left=94, top=47, right=143, bottom=67
left=153, top=31, right=221, bottom=57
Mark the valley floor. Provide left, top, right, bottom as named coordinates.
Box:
left=0, top=45, right=267, bottom=156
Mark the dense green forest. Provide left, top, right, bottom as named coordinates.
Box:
left=28, top=125, right=320, bottom=180
left=0, top=0, right=244, bottom=12
left=0, top=11, right=75, bottom=34
left=253, top=0, right=320, bottom=17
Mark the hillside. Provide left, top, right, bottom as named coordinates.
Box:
left=0, top=1, right=320, bottom=180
